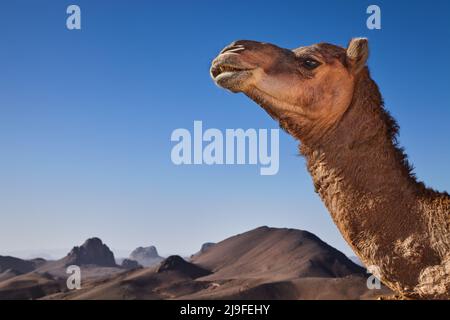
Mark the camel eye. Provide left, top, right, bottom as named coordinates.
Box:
left=302, top=59, right=321, bottom=70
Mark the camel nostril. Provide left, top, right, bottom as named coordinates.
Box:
left=219, top=40, right=265, bottom=55
left=220, top=44, right=245, bottom=55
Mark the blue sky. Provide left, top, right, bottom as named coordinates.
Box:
left=0, top=0, right=449, bottom=258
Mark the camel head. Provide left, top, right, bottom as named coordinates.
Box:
left=210, top=38, right=369, bottom=139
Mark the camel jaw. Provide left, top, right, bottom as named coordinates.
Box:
left=210, top=53, right=256, bottom=92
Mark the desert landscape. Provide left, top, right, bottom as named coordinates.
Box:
left=0, top=226, right=391, bottom=300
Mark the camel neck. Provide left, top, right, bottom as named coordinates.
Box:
left=299, top=70, right=424, bottom=263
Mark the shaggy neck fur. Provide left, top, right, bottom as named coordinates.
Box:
left=277, top=68, right=449, bottom=298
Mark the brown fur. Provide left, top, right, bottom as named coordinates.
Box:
left=211, top=38, right=450, bottom=299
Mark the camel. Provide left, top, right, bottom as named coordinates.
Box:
left=210, top=38, right=450, bottom=299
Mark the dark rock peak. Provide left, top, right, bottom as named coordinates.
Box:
left=157, top=255, right=211, bottom=279
left=121, top=259, right=141, bottom=270
left=200, top=243, right=215, bottom=253
left=65, top=237, right=116, bottom=267
left=130, top=246, right=159, bottom=259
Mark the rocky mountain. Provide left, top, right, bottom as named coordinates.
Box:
left=190, top=242, right=216, bottom=259
left=121, top=259, right=141, bottom=270
left=0, top=238, right=125, bottom=300
left=46, top=227, right=391, bottom=300
left=129, top=246, right=163, bottom=267
left=157, top=255, right=211, bottom=279
left=192, top=226, right=365, bottom=280
left=0, top=272, right=62, bottom=300
left=0, top=256, right=46, bottom=284
left=64, top=238, right=116, bottom=267
left=200, top=243, right=215, bottom=253
left=31, top=238, right=123, bottom=282
left=0, top=256, right=39, bottom=274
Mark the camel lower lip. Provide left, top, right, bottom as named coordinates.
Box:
left=211, top=64, right=253, bottom=79
left=213, top=69, right=253, bottom=91
left=214, top=70, right=249, bottom=81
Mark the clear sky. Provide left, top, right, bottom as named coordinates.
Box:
left=1, top=0, right=449, bottom=258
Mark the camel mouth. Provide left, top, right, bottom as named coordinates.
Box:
left=210, top=53, right=256, bottom=91
left=210, top=64, right=254, bottom=91
left=210, top=64, right=252, bottom=79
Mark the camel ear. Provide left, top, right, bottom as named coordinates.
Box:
left=346, top=38, right=369, bottom=74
